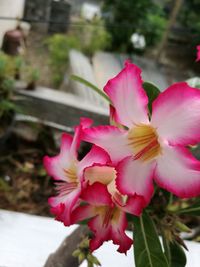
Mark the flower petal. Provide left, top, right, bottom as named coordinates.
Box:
left=71, top=205, right=95, bottom=224
left=77, top=145, right=110, bottom=176
left=81, top=182, right=113, bottom=206
left=43, top=133, right=73, bottom=181
left=84, top=164, right=116, bottom=186
left=88, top=208, right=132, bottom=253
left=151, top=82, right=200, bottom=145
left=69, top=125, right=82, bottom=158
left=104, top=60, right=149, bottom=128
left=116, top=156, right=155, bottom=204
left=70, top=118, right=93, bottom=158
left=110, top=210, right=132, bottom=253
left=115, top=193, right=145, bottom=216
left=155, top=145, right=200, bottom=198
left=88, top=215, right=110, bottom=252
left=196, top=45, right=200, bottom=62
left=48, top=188, right=81, bottom=226
left=83, top=126, right=132, bottom=163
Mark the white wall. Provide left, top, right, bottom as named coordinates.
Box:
left=0, top=0, right=25, bottom=47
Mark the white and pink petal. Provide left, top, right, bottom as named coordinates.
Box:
left=83, top=125, right=132, bottom=163
left=104, top=60, right=149, bottom=128
left=155, top=145, right=200, bottom=198
left=48, top=187, right=81, bottom=226
left=116, top=156, right=155, bottom=204
left=151, top=82, right=200, bottom=146
left=77, top=145, right=110, bottom=177
left=69, top=117, right=93, bottom=157
left=44, top=133, right=75, bottom=181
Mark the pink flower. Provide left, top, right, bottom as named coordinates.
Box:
left=43, top=118, right=110, bottom=226
left=196, top=45, right=200, bottom=62
left=71, top=182, right=133, bottom=253
left=83, top=61, right=200, bottom=204
left=84, top=163, right=145, bottom=215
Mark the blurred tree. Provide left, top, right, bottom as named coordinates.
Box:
left=79, top=18, right=112, bottom=57
left=178, top=0, right=200, bottom=44
left=103, top=0, right=167, bottom=52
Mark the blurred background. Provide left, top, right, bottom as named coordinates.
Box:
left=0, top=1, right=200, bottom=263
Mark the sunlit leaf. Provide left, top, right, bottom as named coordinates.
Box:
left=170, top=241, right=186, bottom=267
left=177, top=200, right=200, bottom=216
left=133, top=211, right=169, bottom=267
left=71, top=75, right=111, bottom=103
left=143, top=81, right=160, bottom=114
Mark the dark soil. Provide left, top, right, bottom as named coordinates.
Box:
left=0, top=126, right=57, bottom=217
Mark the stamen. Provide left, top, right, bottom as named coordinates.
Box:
left=103, top=207, right=114, bottom=228
left=55, top=181, right=77, bottom=196
left=63, top=164, right=77, bottom=183
left=128, top=124, right=161, bottom=162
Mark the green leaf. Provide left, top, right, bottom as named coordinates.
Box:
left=143, top=81, right=160, bottom=114
left=170, top=241, right=186, bottom=267
left=71, top=75, right=111, bottom=103
left=133, top=211, right=169, bottom=267
left=161, top=229, right=171, bottom=265
left=177, top=200, right=200, bottom=216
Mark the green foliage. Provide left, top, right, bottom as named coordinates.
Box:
left=46, top=34, right=81, bottom=86
left=0, top=52, right=14, bottom=79
left=80, top=18, right=111, bottom=56
left=103, top=0, right=166, bottom=51
left=27, top=67, right=40, bottom=83
left=71, top=74, right=111, bottom=103
left=0, top=100, right=16, bottom=119
left=143, top=81, right=160, bottom=114
left=133, top=211, right=169, bottom=267
left=14, top=56, right=24, bottom=71
left=0, top=52, right=16, bottom=120
left=177, top=199, right=200, bottom=216
left=170, top=242, right=187, bottom=267
left=73, top=237, right=101, bottom=267
left=140, top=13, right=167, bottom=46
left=178, top=0, right=200, bottom=45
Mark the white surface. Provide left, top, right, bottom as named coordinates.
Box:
left=69, top=49, right=108, bottom=108
left=0, top=209, right=199, bottom=267
left=0, top=0, right=25, bottom=46
left=16, top=86, right=109, bottom=116
left=81, top=3, right=101, bottom=21
left=93, top=52, right=122, bottom=91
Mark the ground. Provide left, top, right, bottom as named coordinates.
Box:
left=0, top=126, right=56, bottom=216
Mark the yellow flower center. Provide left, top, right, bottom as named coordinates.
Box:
left=128, top=124, right=161, bottom=162
left=64, top=162, right=78, bottom=184
left=95, top=206, right=120, bottom=228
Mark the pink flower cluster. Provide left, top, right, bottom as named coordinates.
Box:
left=44, top=61, right=200, bottom=253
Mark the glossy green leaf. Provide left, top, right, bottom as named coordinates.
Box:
left=161, top=229, right=171, bottom=265
left=133, top=211, right=169, bottom=267
left=170, top=241, right=186, bottom=267
left=71, top=75, right=111, bottom=103
left=177, top=200, right=200, bottom=216
left=143, top=81, right=160, bottom=114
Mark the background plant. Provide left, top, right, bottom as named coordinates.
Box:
left=79, top=18, right=112, bottom=56
left=45, top=34, right=81, bottom=87
left=103, top=0, right=167, bottom=52
left=0, top=52, right=16, bottom=122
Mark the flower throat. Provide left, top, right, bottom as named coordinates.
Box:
left=128, top=124, right=161, bottom=162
